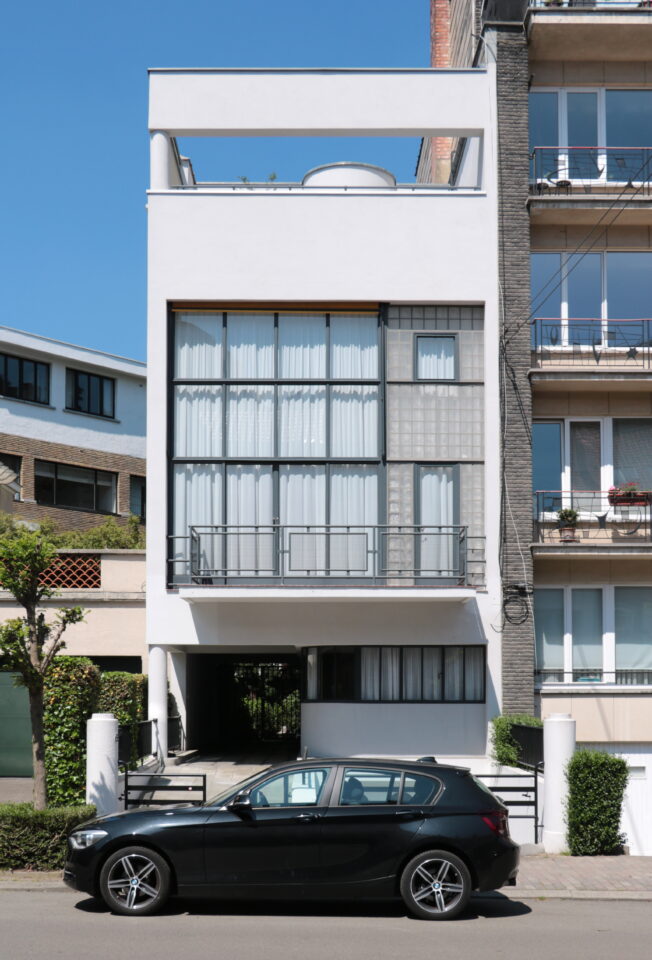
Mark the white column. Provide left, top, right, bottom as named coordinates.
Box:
left=542, top=712, right=576, bottom=854
left=86, top=713, right=119, bottom=815
left=150, top=130, right=171, bottom=190
left=148, top=644, right=168, bottom=762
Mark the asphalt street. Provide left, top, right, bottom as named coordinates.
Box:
left=1, top=890, right=651, bottom=960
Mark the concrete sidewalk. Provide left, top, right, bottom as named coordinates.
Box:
left=2, top=854, right=652, bottom=900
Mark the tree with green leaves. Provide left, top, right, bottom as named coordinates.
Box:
left=0, top=530, right=85, bottom=810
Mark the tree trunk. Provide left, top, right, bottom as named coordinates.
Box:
left=28, top=687, right=47, bottom=810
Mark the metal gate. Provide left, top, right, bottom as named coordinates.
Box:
left=228, top=660, right=300, bottom=743
left=477, top=767, right=542, bottom=844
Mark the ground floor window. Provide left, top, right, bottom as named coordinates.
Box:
left=304, top=645, right=485, bottom=703
left=534, top=586, right=652, bottom=684
left=34, top=459, right=117, bottom=514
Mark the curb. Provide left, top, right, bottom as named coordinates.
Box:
left=489, top=888, right=652, bottom=902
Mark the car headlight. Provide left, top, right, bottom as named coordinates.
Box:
left=69, top=829, right=108, bottom=850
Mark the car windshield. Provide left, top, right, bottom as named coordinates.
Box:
left=203, top=768, right=272, bottom=807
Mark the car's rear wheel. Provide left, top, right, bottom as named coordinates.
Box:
left=400, top=850, right=471, bottom=920
left=99, top=846, right=170, bottom=916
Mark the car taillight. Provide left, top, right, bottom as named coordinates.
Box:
left=481, top=811, right=509, bottom=837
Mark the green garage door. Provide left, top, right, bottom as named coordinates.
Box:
left=0, top=674, right=33, bottom=777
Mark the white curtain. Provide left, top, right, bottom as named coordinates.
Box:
left=361, top=648, right=380, bottom=700
left=615, top=587, right=652, bottom=670
left=173, top=464, right=223, bottom=575
left=417, top=337, right=455, bottom=380
left=330, top=386, right=378, bottom=457
left=444, top=647, right=464, bottom=701
left=227, top=313, right=274, bottom=377
left=402, top=648, right=422, bottom=700
left=278, top=386, right=326, bottom=457
left=305, top=649, right=319, bottom=700
left=330, top=467, right=378, bottom=575
left=422, top=647, right=443, bottom=700
left=227, top=386, right=274, bottom=457
left=226, top=465, right=274, bottom=575
left=278, top=314, right=326, bottom=378
left=280, top=466, right=326, bottom=573
left=331, top=315, right=378, bottom=379
left=175, top=313, right=222, bottom=378
left=572, top=589, right=603, bottom=672
left=381, top=647, right=401, bottom=701
left=464, top=648, right=484, bottom=700
left=419, top=467, right=455, bottom=576
left=174, top=386, right=223, bottom=458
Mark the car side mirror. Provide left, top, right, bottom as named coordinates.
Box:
left=229, top=792, right=252, bottom=813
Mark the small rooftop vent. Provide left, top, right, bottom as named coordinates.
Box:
left=302, top=162, right=396, bottom=188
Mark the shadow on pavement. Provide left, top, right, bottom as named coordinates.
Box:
left=74, top=891, right=531, bottom=921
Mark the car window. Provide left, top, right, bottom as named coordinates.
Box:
left=340, top=768, right=401, bottom=806
left=250, top=768, right=330, bottom=808
left=400, top=773, right=441, bottom=805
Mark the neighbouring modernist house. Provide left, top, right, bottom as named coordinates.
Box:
left=427, top=0, right=652, bottom=853
left=0, top=328, right=147, bottom=776
left=146, top=67, right=503, bottom=762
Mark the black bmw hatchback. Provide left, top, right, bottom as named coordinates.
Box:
left=64, top=758, right=519, bottom=920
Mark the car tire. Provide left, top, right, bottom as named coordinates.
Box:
left=99, top=845, right=171, bottom=916
left=400, top=849, right=471, bottom=920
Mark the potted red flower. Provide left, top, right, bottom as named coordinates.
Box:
left=608, top=483, right=651, bottom=507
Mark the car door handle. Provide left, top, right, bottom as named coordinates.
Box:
left=395, top=809, right=423, bottom=819
left=294, top=813, right=319, bottom=822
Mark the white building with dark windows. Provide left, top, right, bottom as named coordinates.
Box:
left=146, top=67, right=502, bottom=762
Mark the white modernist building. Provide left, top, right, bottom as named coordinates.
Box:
left=146, top=67, right=502, bottom=762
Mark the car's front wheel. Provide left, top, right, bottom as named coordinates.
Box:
left=99, top=846, right=171, bottom=916
left=400, top=850, right=471, bottom=920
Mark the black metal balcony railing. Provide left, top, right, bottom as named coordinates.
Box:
left=167, top=525, right=486, bottom=587
left=534, top=491, right=652, bottom=543
left=536, top=669, right=652, bottom=685
left=530, top=0, right=652, bottom=9
left=530, top=147, right=652, bottom=196
left=532, top=318, right=652, bottom=368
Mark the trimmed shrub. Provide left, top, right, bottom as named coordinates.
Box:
left=491, top=714, right=543, bottom=767
left=44, top=657, right=101, bottom=806
left=98, top=672, right=147, bottom=768
left=0, top=803, right=96, bottom=870
left=567, top=749, right=629, bottom=856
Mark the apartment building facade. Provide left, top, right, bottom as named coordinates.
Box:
left=0, top=326, right=146, bottom=530
left=429, top=0, right=652, bottom=853
left=146, top=67, right=504, bottom=764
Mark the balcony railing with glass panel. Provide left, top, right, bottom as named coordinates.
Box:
left=536, top=669, right=652, bottom=686
left=534, top=490, right=652, bottom=544
left=167, top=524, right=486, bottom=587
left=531, top=318, right=652, bottom=370
left=530, top=147, right=652, bottom=197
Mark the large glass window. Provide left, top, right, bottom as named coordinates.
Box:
left=0, top=352, right=49, bottom=405
left=572, top=589, right=603, bottom=678
left=171, top=310, right=381, bottom=580
left=415, top=336, right=456, bottom=380
left=66, top=369, right=115, bottom=419
left=34, top=460, right=117, bottom=514
left=615, top=588, right=652, bottom=672
left=532, top=423, right=562, bottom=496
left=613, top=420, right=652, bottom=490
left=306, top=646, right=485, bottom=703
left=534, top=589, right=564, bottom=679
left=570, top=422, right=601, bottom=492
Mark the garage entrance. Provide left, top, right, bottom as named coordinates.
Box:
left=187, top=654, right=301, bottom=758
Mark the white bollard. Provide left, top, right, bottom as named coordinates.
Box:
left=86, top=713, right=119, bottom=816
left=542, top=713, right=576, bottom=854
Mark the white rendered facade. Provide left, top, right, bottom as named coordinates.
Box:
left=146, top=68, right=502, bottom=760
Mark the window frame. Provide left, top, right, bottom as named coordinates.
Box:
left=331, top=766, right=444, bottom=808
left=0, top=452, right=21, bottom=501
left=303, top=645, right=486, bottom=704
left=34, top=459, right=118, bottom=515
left=0, top=352, right=50, bottom=406
left=529, top=87, right=652, bottom=185
left=65, top=368, right=116, bottom=420
left=129, top=475, right=146, bottom=521
left=247, top=766, right=335, bottom=809
left=413, top=334, right=458, bottom=382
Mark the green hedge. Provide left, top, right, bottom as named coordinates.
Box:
left=98, top=672, right=147, bottom=768
left=0, top=803, right=96, bottom=870
left=491, top=714, right=543, bottom=767
left=44, top=658, right=101, bottom=806
left=567, top=750, right=629, bottom=855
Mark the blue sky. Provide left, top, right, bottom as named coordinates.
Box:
left=0, top=1, right=429, bottom=362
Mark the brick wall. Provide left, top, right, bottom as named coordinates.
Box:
left=495, top=28, right=536, bottom=714
left=0, top=431, right=145, bottom=531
